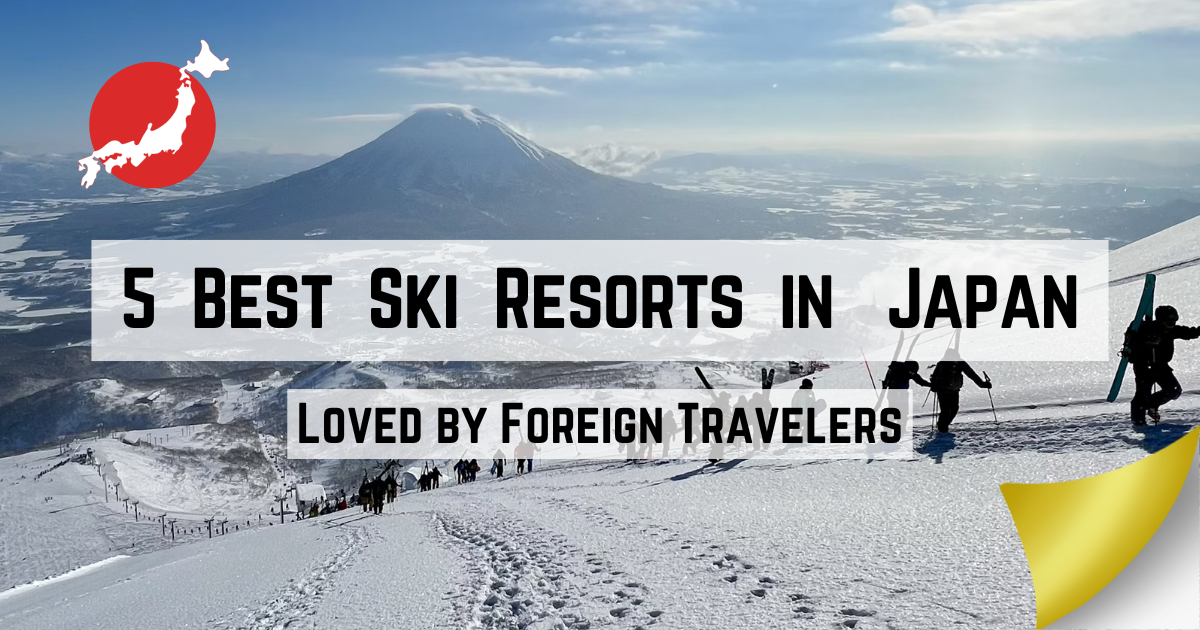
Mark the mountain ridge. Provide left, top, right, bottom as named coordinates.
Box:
left=14, top=106, right=803, bottom=250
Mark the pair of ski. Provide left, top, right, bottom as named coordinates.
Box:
left=693, top=366, right=774, bottom=465
left=1107, top=274, right=1157, bottom=425
left=693, top=366, right=774, bottom=392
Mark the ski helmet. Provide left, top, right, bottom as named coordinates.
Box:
left=1156, top=305, right=1179, bottom=323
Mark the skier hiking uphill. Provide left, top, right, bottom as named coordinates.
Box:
left=693, top=366, right=774, bottom=463
left=1124, top=305, right=1200, bottom=426
left=881, top=360, right=930, bottom=412
left=929, top=350, right=991, bottom=434
left=358, top=475, right=371, bottom=513
left=882, top=361, right=930, bottom=391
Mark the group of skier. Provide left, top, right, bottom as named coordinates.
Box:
left=871, top=300, right=1197, bottom=431
left=878, top=350, right=991, bottom=434
left=356, top=472, right=398, bottom=515
left=486, top=441, right=543, bottom=478
left=418, top=466, right=442, bottom=491
left=331, top=301, right=1200, bottom=513
left=454, top=459, right=480, bottom=483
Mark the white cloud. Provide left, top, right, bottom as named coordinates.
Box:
left=551, top=24, right=703, bottom=48
left=574, top=0, right=737, bottom=15
left=380, top=57, right=632, bottom=95
left=314, top=113, right=407, bottom=122
left=884, top=61, right=930, bottom=71
left=877, top=0, right=1200, bottom=56
left=557, top=143, right=662, bottom=177
left=889, top=2, right=935, bottom=27
left=409, top=102, right=478, bottom=112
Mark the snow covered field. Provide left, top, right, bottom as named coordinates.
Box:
left=0, top=383, right=1195, bottom=629
left=3, top=215, right=1200, bottom=628
left=0, top=448, right=184, bottom=593
left=0, top=423, right=1179, bottom=629
left=90, top=423, right=289, bottom=519
left=0, top=422, right=316, bottom=593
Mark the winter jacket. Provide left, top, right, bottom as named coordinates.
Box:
left=882, top=362, right=931, bottom=390
left=1127, top=320, right=1200, bottom=367
left=929, top=361, right=987, bottom=392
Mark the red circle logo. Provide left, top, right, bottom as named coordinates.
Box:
left=87, top=62, right=216, bottom=188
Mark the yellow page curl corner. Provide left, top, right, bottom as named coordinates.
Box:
left=1000, top=427, right=1199, bottom=628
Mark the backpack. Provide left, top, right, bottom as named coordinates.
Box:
left=881, top=362, right=905, bottom=389
left=930, top=362, right=963, bottom=391
left=1124, top=320, right=1160, bottom=365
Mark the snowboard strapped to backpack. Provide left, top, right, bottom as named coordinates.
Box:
left=1107, top=274, right=1155, bottom=402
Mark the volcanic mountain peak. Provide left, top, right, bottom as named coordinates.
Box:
left=404, top=104, right=547, bottom=161
left=317, top=104, right=585, bottom=190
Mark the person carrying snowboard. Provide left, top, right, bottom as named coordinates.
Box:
left=929, top=350, right=990, bottom=433
left=790, top=378, right=827, bottom=415
left=1124, top=305, right=1200, bottom=426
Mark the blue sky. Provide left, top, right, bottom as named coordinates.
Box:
left=2, top=0, right=1199, bottom=157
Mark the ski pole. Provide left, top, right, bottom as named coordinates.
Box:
left=694, top=366, right=714, bottom=390
left=983, top=371, right=998, bottom=423
left=860, top=347, right=877, bottom=392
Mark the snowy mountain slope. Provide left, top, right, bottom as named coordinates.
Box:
left=0, top=448, right=200, bottom=592
left=167, top=105, right=797, bottom=240
left=12, top=106, right=814, bottom=252
left=1, top=424, right=1178, bottom=630
left=0, top=423, right=328, bottom=592
left=90, top=423, right=284, bottom=519
left=0, top=516, right=362, bottom=630
left=1109, top=212, right=1200, bottom=282
left=814, top=215, right=1200, bottom=422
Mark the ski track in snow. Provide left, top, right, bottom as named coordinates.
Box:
left=2, top=401, right=1195, bottom=629
left=213, top=521, right=370, bottom=630
left=434, top=506, right=656, bottom=629
left=535, top=495, right=891, bottom=628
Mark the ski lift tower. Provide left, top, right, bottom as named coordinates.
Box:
left=274, top=493, right=288, bottom=524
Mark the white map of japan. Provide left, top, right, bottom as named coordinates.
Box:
left=78, top=41, right=230, bottom=188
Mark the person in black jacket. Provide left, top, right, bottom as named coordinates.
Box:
left=882, top=360, right=930, bottom=412
left=358, top=475, right=371, bottom=513
left=929, top=350, right=991, bottom=433
left=1125, top=305, right=1200, bottom=426
left=883, top=360, right=931, bottom=390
